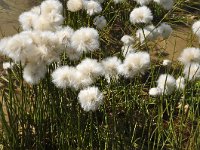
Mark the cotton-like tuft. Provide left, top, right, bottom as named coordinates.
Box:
left=183, top=63, right=200, bottom=81
left=33, top=31, right=58, bottom=46
left=83, top=0, right=102, bottom=16
left=192, top=20, right=200, bottom=38
left=136, top=25, right=159, bottom=43
left=2, top=33, right=34, bottom=63
left=118, top=52, right=150, bottom=78
left=71, top=27, right=99, bottom=53
left=0, top=37, right=10, bottom=54
left=33, top=14, right=63, bottom=31
left=176, top=76, right=185, bottom=90
left=23, top=63, right=47, bottom=85
left=78, top=86, right=104, bottom=111
left=113, top=0, right=124, bottom=4
left=52, top=66, right=79, bottom=89
left=130, top=6, right=153, bottom=24
left=157, top=74, right=176, bottom=95
left=74, top=71, right=94, bottom=88
left=29, top=31, right=62, bottom=64
left=55, top=26, right=74, bottom=48
left=134, top=0, right=152, bottom=5
left=20, top=0, right=64, bottom=32
left=178, top=47, right=200, bottom=65
left=41, top=0, right=63, bottom=15
left=19, top=12, right=38, bottom=31
left=94, top=0, right=105, bottom=3
left=30, top=6, right=41, bottom=15
left=154, top=0, right=173, bottom=10
left=0, top=30, right=64, bottom=65
left=93, top=16, right=107, bottom=29
left=157, top=23, right=172, bottom=39
left=121, top=35, right=134, bottom=46
left=67, top=0, right=83, bottom=12
left=149, top=87, right=162, bottom=97
left=101, top=56, right=122, bottom=83
left=162, top=59, right=172, bottom=66
left=76, top=58, right=103, bottom=79
left=3, top=62, right=15, bottom=70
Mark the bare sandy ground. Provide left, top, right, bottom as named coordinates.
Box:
left=156, top=27, right=199, bottom=61
left=0, top=0, right=37, bottom=38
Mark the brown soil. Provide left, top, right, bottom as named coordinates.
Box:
left=0, top=0, right=37, bottom=38
left=153, top=27, right=199, bottom=62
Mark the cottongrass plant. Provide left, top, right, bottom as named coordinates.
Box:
left=129, top=6, right=153, bottom=24
left=192, top=20, right=200, bottom=41
left=93, top=16, right=107, bottom=29
left=154, top=0, right=174, bottom=10
left=78, top=86, right=104, bottom=111
left=118, top=51, right=150, bottom=78
left=134, top=0, right=152, bottom=6
left=0, top=0, right=200, bottom=149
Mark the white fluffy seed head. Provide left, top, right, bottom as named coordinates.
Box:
left=27, top=31, right=62, bottom=64
left=113, top=0, right=124, bottom=4
left=74, top=71, right=94, bottom=88
left=24, top=31, right=62, bottom=64
left=157, top=23, right=172, bottom=39
left=121, top=35, right=135, bottom=46
left=176, top=76, right=185, bottom=90
left=130, top=6, right=153, bottom=24
left=26, top=0, right=64, bottom=32
left=134, top=0, right=152, bottom=5
left=71, top=27, right=99, bottom=53
left=178, top=47, right=200, bottom=65
left=154, top=0, right=174, bottom=10
left=76, top=58, right=103, bottom=79
left=157, top=74, right=176, bottom=95
left=55, top=26, right=74, bottom=47
left=33, top=15, right=63, bottom=31
left=119, top=52, right=150, bottom=78
left=0, top=37, right=11, bottom=56
left=41, top=0, right=63, bottom=15
left=67, top=0, right=83, bottom=12
left=3, top=62, right=15, bottom=70
left=136, top=25, right=159, bottom=43
left=52, top=66, right=79, bottom=89
left=162, top=59, right=172, bottom=67
left=32, top=31, right=58, bottom=46
left=3, top=33, right=34, bottom=63
left=23, top=63, right=47, bottom=85
left=94, top=0, right=105, bottom=3
left=93, top=16, right=107, bottom=29
left=183, top=63, right=200, bottom=81
left=19, top=12, right=38, bottom=31
left=30, top=6, right=41, bottom=15
left=101, top=56, right=122, bottom=77
left=83, top=0, right=102, bottom=16
left=192, top=20, right=200, bottom=38
left=149, top=87, right=162, bottom=97
left=78, top=86, right=104, bottom=111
